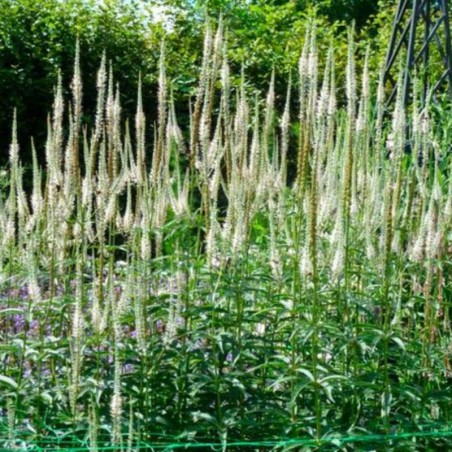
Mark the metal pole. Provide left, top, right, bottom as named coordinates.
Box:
left=441, top=0, right=452, bottom=99
left=423, top=0, right=431, bottom=106
left=385, top=0, right=410, bottom=81
left=403, top=0, right=421, bottom=106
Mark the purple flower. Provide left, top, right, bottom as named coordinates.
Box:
left=28, top=319, right=39, bottom=337
left=122, top=363, right=134, bottom=374
left=155, top=320, right=165, bottom=334
left=189, top=338, right=208, bottom=351
left=19, top=286, right=29, bottom=299
left=93, top=344, right=106, bottom=352
left=12, top=314, right=25, bottom=332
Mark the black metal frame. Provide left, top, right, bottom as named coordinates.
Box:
left=384, top=0, right=452, bottom=107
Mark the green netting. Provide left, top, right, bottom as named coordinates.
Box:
left=3, top=427, right=452, bottom=451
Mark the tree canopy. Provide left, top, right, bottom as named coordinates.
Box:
left=0, top=0, right=393, bottom=163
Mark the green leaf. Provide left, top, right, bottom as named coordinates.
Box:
left=0, top=344, right=21, bottom=353
left=295, top=368, right=315, bottom=382
left=0, top=308, right=24, bottom=316
left=40, top=392, right=52, bottom=405
left=0, top=375, right=18, bottom=389
left=390, top=336, right=406, bottom=352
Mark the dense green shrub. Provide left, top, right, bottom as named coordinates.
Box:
left=0, top=0, right=153, bottom=164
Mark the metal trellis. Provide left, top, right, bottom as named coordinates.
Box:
left=384, top=0, right=452, bottom=107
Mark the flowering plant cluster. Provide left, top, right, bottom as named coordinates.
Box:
left=0, top=22, right=451, bottom=451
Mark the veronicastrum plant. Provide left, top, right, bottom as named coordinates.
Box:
left=0, top=20, right=452, bottom=451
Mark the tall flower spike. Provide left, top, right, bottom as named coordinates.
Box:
left=9, top=109, right=19, bottom=174
left=111, top=83, right=122, bottom=180
left=31, top=138, right=42, bottom=219
left=63, top=104, right=76, bottom=211
left=327, top=46, right=336, bottom=119
left=221, top=32, right=231, bottom=140
left=374, top=62, right=386, bottom=168
left=263, top=70, right=275, bottom=171
left=155, top=41, right=168, bottom=184
left=91, top=51, right=107, bottom=161
left=71, top=39, right=83, bottom=179
left=136, top=73, right=146, bottom=184
left=307, top=22, right=318, bottom=123
left=298, top=26, right=310, bottom=123
left=296, top=23, right=316, bottom=192
left=52, top=71, right=64, bottom=187
left=280, top=74, right=291, bottom=188
left=6, top=112, right=19, bottom=239
left=346, top=25, right=356, bottom=121
left=248, top=93, right=260, bottom=187
left=390, top=67, right=406, bottom=225
left=190, top=20, right=213, bottom=165
left=205, top=16, right=223, bottom=126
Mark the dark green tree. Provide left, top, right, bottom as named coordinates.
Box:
left=0, top=0, right=153, bottom=164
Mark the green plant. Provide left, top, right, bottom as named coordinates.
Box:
left=1, top=19, right=452, bottom=451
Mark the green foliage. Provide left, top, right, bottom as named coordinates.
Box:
left=150, top=0, right=387, bottom=90
left=312, top=0, right=379, bottom=26
left=1, top=15, right=452, bottom=448
left=0, top=0, right=395, bottom=165
left=0, top=0, right=152, bottom=163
